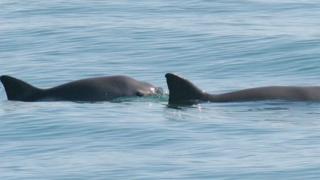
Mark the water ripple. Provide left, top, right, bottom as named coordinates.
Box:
left=1, top=0, right=320, bottom=179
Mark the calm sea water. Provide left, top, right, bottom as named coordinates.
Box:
left=1, top=0, right=320, bottom=179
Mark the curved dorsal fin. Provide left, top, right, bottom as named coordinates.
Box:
left=0, top=75, right=42, bottom=101
left=165, top=73, right=204, bottom=104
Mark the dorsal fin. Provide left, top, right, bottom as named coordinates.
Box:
left=0, top=75, right=42, bottom=101
left=165, top=73, right=205, bottom=104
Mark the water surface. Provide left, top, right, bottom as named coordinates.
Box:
left=1, top=0, right=320, bottom=179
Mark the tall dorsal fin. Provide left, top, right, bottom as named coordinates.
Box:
left=0, top=75, right=42, bottom=101
left=165, top=73, right=205, bottom=104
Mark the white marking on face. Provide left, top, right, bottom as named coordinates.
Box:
left=150, top=87, right=156, bottom=94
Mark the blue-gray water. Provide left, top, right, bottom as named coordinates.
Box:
left=1, top=0, right=320, bottom=179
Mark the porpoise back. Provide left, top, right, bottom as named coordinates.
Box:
left=165, top=73, right=320, bottom=104
left=0, top=75, right=162, bottom=102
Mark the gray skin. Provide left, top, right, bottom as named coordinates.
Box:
left=0, top=75, right=162, bottom=102
left=165, top=73, right=320, bottom=104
